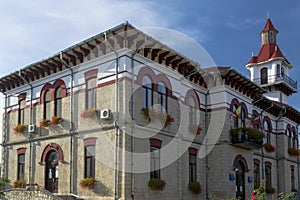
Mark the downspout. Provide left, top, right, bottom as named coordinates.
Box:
left=0, top=91, right=8, bottom=178
left=297, top=124, right=300, bottom=200
left=104, top=31, right=119, bottom=200
left=205, top=90, right=209, bottom=200
left=60, top=52, right=74, bottom=195
left=130, top=35, right=147, bottom=200
left=275, top=107, right=286, bottom=194
left=18, top=71, right=33, bottom=186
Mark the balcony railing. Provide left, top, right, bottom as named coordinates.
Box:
left=230, top=128, right=264, bottom=149
left=253, top=74, right=297, bottom=90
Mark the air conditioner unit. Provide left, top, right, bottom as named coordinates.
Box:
left=28, top=124, right=36, bottom=133
left=100, top=109, right=111, bottom=119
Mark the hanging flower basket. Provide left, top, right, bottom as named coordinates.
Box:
left=263, top=143, right=275, bottom=152
left=13, top=124, right=26, bottom=134
left=80, top=109, right=99, bottom=119
left=79, top=177, right=96, bottom=190
left=50, top=116, right=63, bottom=126
left=148, top=178, right=166, bottom=191
left=288, top=148, right=300, bottom=157
left=188, top=181, right=202, bottom=195
left=188, top=124, right=203, bottom=135
left=12, top=180, right=24, bottom=188
left=40, top=119, right=50, bottom=128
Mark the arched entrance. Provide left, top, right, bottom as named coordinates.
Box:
left=45, top=151, right=59, bottom=193
left=235, top=161, right=245, bottom=200
left=233, top=155, right=248, bottom=200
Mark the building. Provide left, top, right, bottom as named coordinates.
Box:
left=0, top=18, right=299, bottom=200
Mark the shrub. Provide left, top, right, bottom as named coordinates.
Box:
left=79, top=177, right=96, bottom=190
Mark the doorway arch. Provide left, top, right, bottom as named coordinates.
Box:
left=233, top=155, right=248, bottom=200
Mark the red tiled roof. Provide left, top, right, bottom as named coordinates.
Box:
left=261, top=18, right=278, bottom=33
left=248, top=44, right=290, bottom=64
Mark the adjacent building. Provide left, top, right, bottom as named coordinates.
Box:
left=0, top=18, right=299, bottom=200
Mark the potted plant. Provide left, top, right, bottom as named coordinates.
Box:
left=148, top=178, right=166, bottom=191
left=288, top=148, right=300, bottom=157
left=188, top=124, right=203, bottom=135
left=80, top=109, right=99, bottom=119
left=263, top=143, right=275, bottom=152
left=40, top=119, right=50, bottom=128
left=50, top=116, right=63, bottom=126
left=229, top=127, right=243, bottom=143
left=79, top=177, right=96, bottom=190
left=13, top=124, right=26, bottom=134
left=12, top=180, right=24, bottom=188
left=188, top=181, right=202, bottom=195
left=243, top=127, right=264, bottom=144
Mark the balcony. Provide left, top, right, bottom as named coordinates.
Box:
left=230, top=127, right=264, bottom=149
left=253, top=74, right=297, bottom=91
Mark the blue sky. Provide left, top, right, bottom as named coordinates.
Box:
left=0, top=0, right=299, bottom=109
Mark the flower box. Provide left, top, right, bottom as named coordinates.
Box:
left=140, top=108, right=174, bottom=128
left=40, top=119, right=50, bottom=128
left=188, top=124, right=202, bottom=135
left=188, top=181, right=202, bottom=195
left=80, top=109, right=99, bottom=119
left=288, top=148, right=300, bottom=157
left=12, top=180, right=24, bottom=188
left=230, top=127, right=264, bottom=145
left=263, top=143, right=275, bottom=152
left=13, top=124, right=26, bottom=134
left=148, top=178, right=166, bottom=191
left=79, top=177, right=96, bottom=190
left=50, top=116, right=63, bottom=126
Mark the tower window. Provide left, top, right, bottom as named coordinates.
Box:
left=261, top=68, right=268, bottom=85
left=276, top=64, right=281, bottom=77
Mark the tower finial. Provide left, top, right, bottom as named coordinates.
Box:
left=267, top=12, right=270, bottom=19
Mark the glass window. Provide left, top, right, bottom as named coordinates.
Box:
left=291, top=168, right=295, bottom=190
left=44, top=90, right=51, bottom=119
left=150, top=147, right=160, bottom=179
left=142, top=76, right=153, bottom=109
left=17, top=154, right=25, bottom=180
left=261, top=68, right=268, bottom=85
left=264, top=120, right=271, bottom=144
left=157, top=82, right=167, bottom=112
left=232, top=105, right=239, bottom=128
left=18, top=99, right=26, bottom=124
left=287, top=129, right=292, bottom=149
left=85, top=145, right=95, bottom=178
left=189, top=153, right=197, bottom=182
left=241, top=107, right=246, bottom=128
left=254, top=163, right=260, bottom=189
left=265, top=166, right=272, bottom=190
left=281, top=67, right=285, bottom=77
left=86, top=78, right=97, bottom=110
left=292, top=131, right=297, bottom=149
left=276, top=64, right=281, bottom=77
left=54, top=87, right=62, bottom=118
left=189, top=97, right=197, bottom=125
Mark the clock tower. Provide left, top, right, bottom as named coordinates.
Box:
left=246, top=18, right=297, bottom=104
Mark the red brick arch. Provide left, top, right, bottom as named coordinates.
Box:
left=184, top=89, right=200, bottom=109
left=233, top=154, right=249, bottom=172
left=40, top=143, right=64, bottom=163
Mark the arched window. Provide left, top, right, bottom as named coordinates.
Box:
left=281, top=67, right=285, bottom=77
left=265, top=163, right=272, bottom=191
left=287, top=128, right=292, bottom=149
left=85, top=145, right=95, bottom=178
left=54, top=87, right=62, bottom=118
left=157, top=82, right=167, bottom=112
left=44, top=90, right=51, bottom=119
left=86, top=78, right=97, bottom=109
left=263, top=120, right=271, bottom=144
left=292, top=130, right=298, bottom=149
left=189, top=96, right=197, bottom=125
left=276, top=64, right=281, bottom=77
left=189, top=148, right=197, bottom=182
left=150, top=138, right=161, bottom=179
left=241, top=107, right=246, bottom=128
left=142, top=76, right=153, bottom=109
left=232, top=105, right=239, bottom=128
left=261, top=68, right=268, bottom=84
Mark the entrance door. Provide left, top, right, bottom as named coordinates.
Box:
left=236, top=161, right=245, bottom=200
left=45, top=151, right=59, bottom=193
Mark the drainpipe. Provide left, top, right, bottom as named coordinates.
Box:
left=60, top=52, right=74, bottom=195
left=130, top=35, right=147, bottom=200
left=104, top=31, right=119, bottom=200
left=297, top=124, right=300, bottom=200
left=205, top=90, right=209, bottom=200
left=0, top=91, right=8, bottom=178
left=275, top=107, right=285, bottom=194
left=18, top=71, right=33, bottom=186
